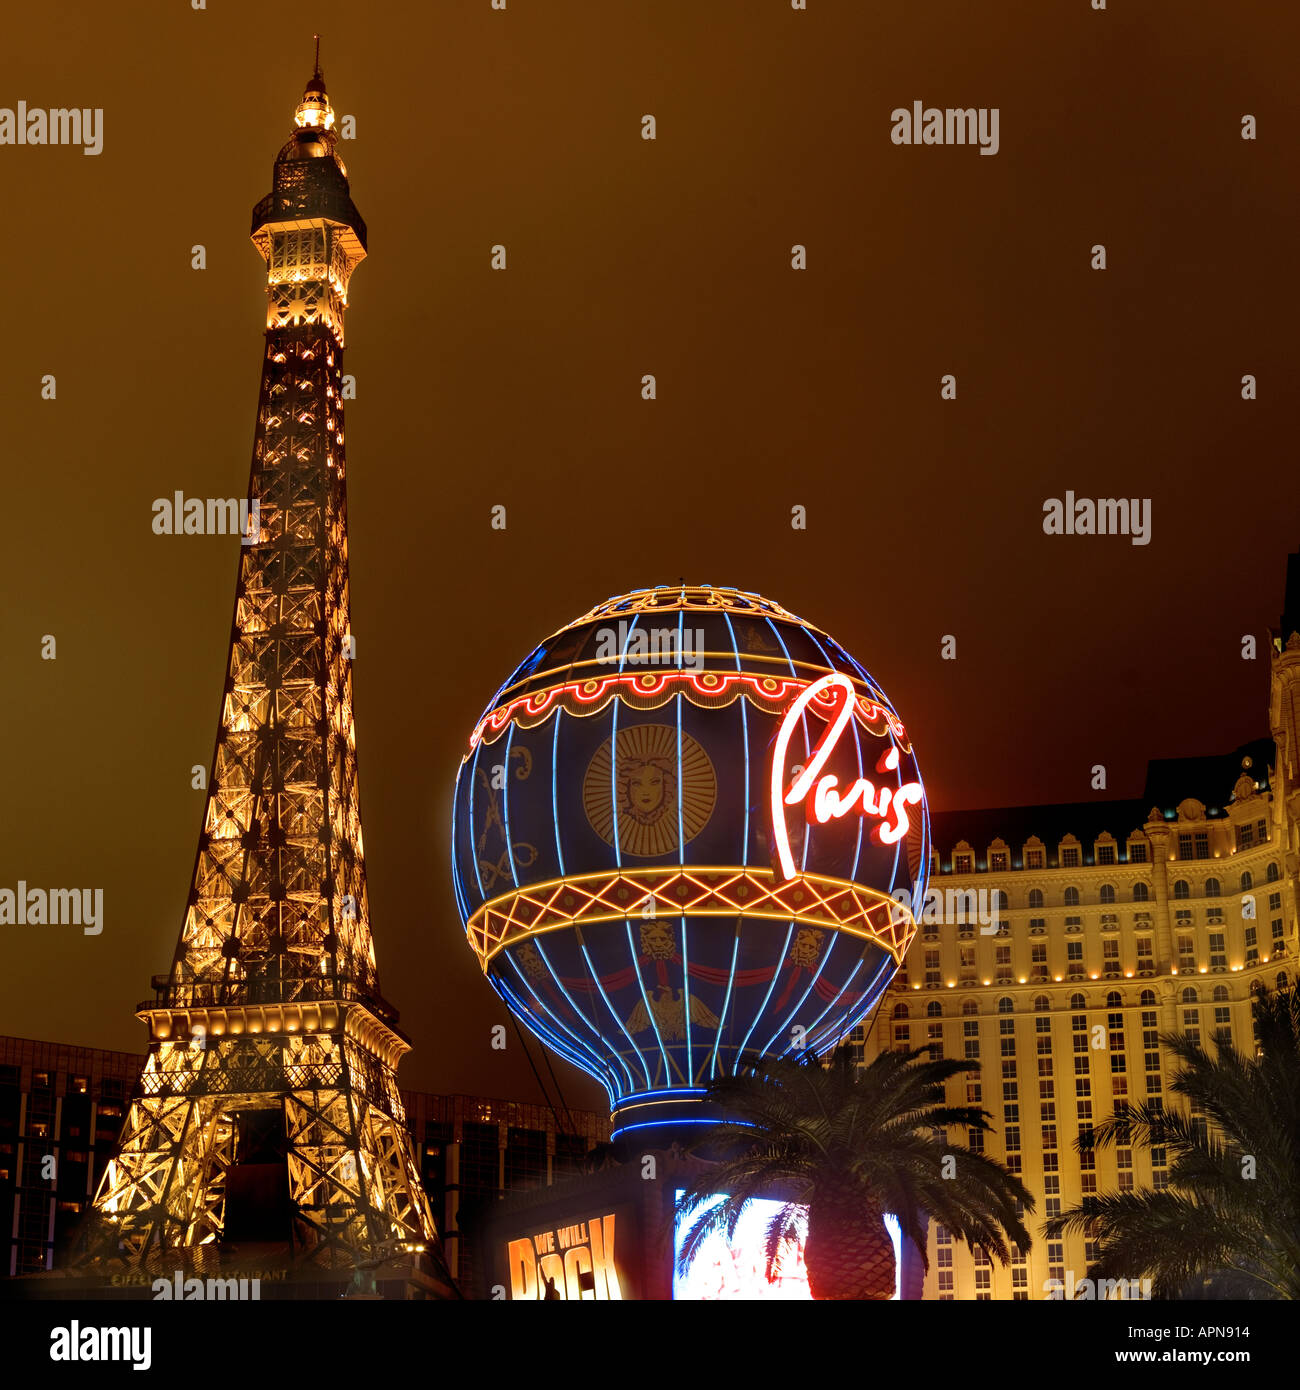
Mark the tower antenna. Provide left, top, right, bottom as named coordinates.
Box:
left=313, top=34, right=321, bottom=78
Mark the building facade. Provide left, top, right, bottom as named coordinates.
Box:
left=858, top=552, right=1300, bottom=1299
left=0, top=1033, right=608, bottom=1296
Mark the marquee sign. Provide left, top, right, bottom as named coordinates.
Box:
left=505, top=1213, right=624, bottom=1300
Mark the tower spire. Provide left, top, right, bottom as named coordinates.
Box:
left=313, top=33, right=321, bottom=79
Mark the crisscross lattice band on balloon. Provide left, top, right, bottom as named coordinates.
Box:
left=464, top=866, right=916, bottom=970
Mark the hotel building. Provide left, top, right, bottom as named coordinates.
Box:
left=858, top=551, right=1300, bottom=1299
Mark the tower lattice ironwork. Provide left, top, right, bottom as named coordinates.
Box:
left=78, top=59, right=454, bottom=1293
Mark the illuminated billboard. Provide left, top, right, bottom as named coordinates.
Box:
left=672, top=1192, right=903, bottom=1301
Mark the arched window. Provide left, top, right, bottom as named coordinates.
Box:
left=927, top=1001, right=943, bottom=1018
left=1106, top=991, right=1122, bottom=1008
left=1181, top=987, right=1198, bottom=1004
left=1064, top=887, right=1080, bottom=907
left=1028, top=888, right=1044, bottom=909
left=1205, top=878, right=1221, bottom=898
left=1034, top=995, right=1050, bottom=1012
left=962, top=1000, right=979, bottom=1016
left=1139, top=989, right=1155, bottom=1006
left=1241, top=871, right=1253, bottom=891
left=1070, top=992, right=1086, bottom=1009
left=1173, top=880, right=1190, bottom=900
left=1267, top=862, right=1280, bottom=883
left=997, top=996, right=1015, bottom=1014
left=1277, top=971, right=1288, bottom=990
left=1212, top=985, right=1228, bottom=1002
left=1133, top=882, right=1150, bottom=902
left=1099, top=884, right=1116, bottom=904
left=892, top=1003, right=909, bottom=1019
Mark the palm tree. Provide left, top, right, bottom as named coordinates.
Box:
left=1045, top=983, right=1300, bottom=1300
left=675, top=1046, right=1033, bottom=1300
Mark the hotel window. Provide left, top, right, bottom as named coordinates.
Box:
left=964, top=1019, right=979, bottom=1037
left=1000, top=1037, right=1016, bottom=1057
left=892, top=1003, right=909, bottom=1019
left=1177, top=936, right=1195, bottom=968
left=1235, top=822, right=1255, bottom=851
left=1071, top=1013, right=1086, bottom=1032
left=975, top=1269, right=991, bottom=1292
left=1132, top=882, right=1150, bottom=902
left=1266, top=861, right=1280, bottom=883
left=959, top=946, right=975, bottom=968
left=955, top=854, right=972, bottom=873
left=1173, top=879, right=1190, bottom=900
left=1065, top=915, right=1082, bottom=930
left=34, top=1071, right=51, bottom=1088
left=1128, top=841, right=1148, bottom=863
left=1209, top=933, right=1226, bottom=968
left=965, top=1039, right=980, bottom=1060
left=995, top=945, right=1012, bottom=981
left=1136, top=937, right=1152, bottom=961
left=1004, top=1102, right=1019, bottom=1123
left=1002, top=1061, right=1017, bottom=1081
left=998, top=996, right=1015, bottom=1014
left=1205, top=878, right=1221, bottom=897
left=1064, top=886, right=1080, bottom=907
left=924, top=949, right=940, bottom=985
left=1272, top=917, right=1284, bottom=943
left=1039, top=1078, right=1055, bottom=1100
left=1026, top=848, right=1044, bottom=869
left=1269, top=891, right=1282, bottom=914
left=1103, top=940, right=1119, bottom=962
left=1147, top=1072, right=1162, bottom=1093
left=70, top=1076, right=89, bottom=1095
left=1179, top=832, right=1209, bottom=860
left=1036, top=1035, right=1053, bottom=1056
left=1144, top=1052, right=1160, bottom=1071
left=1038, top=1059, right=1054, bottom=1080
left=968, top=1128, right=983, bottom=1154
left=1004, top=1125, right=1021, bottom=1150
left=1074, top=1056, right=1090, bottom=1077
left=1077, top=1098, right=1093, bottom=1120
left=1062, top=846, right=1080, bottom=868
left=893, top=1025, right=910, bottom=1047
left=1042, top=1125, right=1058, bottom=1150
left=1066, top=941, right=1083, bottom=976
left=999, top=1016, right=1015, bottom=1035
left=1256, top=819, right=1267, bottom=843
left=1240, top=870, right=1253, bottom=891
left=937, top=1247, right=952, bottom=1268
left=1112, top=1075, right=1128, bottom=1097
left=967, top=1081, right=982, bottom=1104
left=991, top=852, right=1008, bottom=871
left=1028, top=888, right=1044, bottom=909
left=1118, top=1171, right=1135, bottom=1191
left=1003, top=1080, right=1018, bottom=1101
left=1097, top=844, right=1116, bottom=865
left=1099, top=884, right=1116, bottom=904
left=937, top=1271, right=954, bottom=1294
left=1081, top=1173, right=1098, bottom=1195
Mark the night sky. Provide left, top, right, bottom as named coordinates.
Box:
left=2, top=1, right=1297, bottom=1114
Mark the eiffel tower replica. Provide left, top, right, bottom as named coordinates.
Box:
left=74, top=50, right=456, bottom=1298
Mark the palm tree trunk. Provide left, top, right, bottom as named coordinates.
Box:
left=805, top=1180, right=895, bottom=1300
